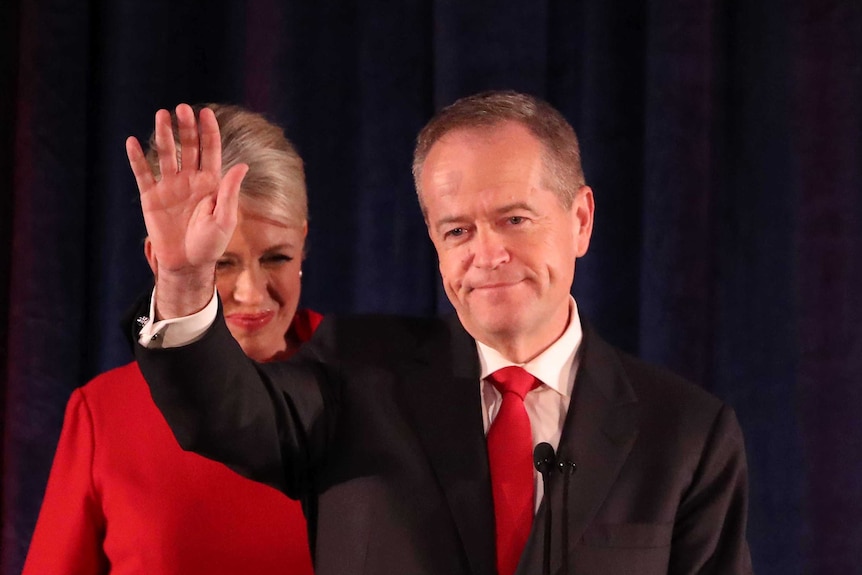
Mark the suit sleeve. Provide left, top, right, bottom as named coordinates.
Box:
left=669, top=404, right=754, bottom=574
left=134, top=303, right=331, bottom=499
left=21, top=390, right=109, bottom=575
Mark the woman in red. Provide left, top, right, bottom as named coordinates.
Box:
left=23, top=104, right=319, bottom=575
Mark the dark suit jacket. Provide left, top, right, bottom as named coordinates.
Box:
left=135, top=309, right=753, bottom=575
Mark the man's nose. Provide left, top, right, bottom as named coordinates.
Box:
left=470, top=229, right=510, bottom=269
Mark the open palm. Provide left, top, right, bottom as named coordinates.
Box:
left=126, top=104, right=248, bottom=275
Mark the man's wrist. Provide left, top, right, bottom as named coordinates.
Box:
left=154, top=267, right=216, bottom=320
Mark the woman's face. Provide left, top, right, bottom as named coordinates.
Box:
left=216, top=210, right=307, bottom=362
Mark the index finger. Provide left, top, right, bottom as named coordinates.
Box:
left=198, top=107, right=222, bottom=176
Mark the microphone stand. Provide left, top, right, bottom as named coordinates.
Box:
left=558, top=460, right=576, bottom=575
left=534, top=443, right=578, bottom=575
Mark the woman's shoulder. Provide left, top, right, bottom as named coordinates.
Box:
left=76, top=361, right=149, bottom=406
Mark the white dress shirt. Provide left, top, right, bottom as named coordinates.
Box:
left=476, top=297, right=582, bottom=511
left=137, top=287, right=218, bottom=348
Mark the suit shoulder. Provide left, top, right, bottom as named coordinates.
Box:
left=308, top=314, right=450, bottom=359
left=581, top=325, right=728, bottom=433
left=618, top=351, right=722, bottom=411
left=612, top=350, right=745, bottom=452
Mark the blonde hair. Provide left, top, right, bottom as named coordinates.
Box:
left=145, top=103, right=307, bottom=229
left=412, top=90, right=585, bottom=213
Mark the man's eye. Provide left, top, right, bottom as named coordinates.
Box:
left=445, top=227, right=465, bottom=238
left=509, top=216, right=525, bottom=225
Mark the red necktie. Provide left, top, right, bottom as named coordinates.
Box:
left=487, top=366, right=540, bottom=575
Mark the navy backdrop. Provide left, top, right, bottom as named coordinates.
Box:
left=2, top=1, right=860, bottom=574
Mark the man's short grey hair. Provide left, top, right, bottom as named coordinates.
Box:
left=412, top=90, right=585, bottom=215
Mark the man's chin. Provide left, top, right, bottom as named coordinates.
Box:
left=459, top=311, right=525, bottom=341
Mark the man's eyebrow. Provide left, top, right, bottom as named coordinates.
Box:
left=494, top=201, right=536, bottom=214
left=433, top=202, right=538, bottom=228
left=433, top=214, right=467, bottom=228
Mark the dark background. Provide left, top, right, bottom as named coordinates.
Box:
left=2, top=1, right=860, bottom=574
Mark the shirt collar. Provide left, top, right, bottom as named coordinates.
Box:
left=476, top=296, right=583, bottom=398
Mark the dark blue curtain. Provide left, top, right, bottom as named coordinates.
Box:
left=2, top=1, right=860, bottom=574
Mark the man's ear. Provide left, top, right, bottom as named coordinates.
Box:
left=572, top=185, right=595, bottom=258
left=143, top=237, right=158, bottom=277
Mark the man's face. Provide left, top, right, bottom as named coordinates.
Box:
left=421, top=121, right=593, bottom=361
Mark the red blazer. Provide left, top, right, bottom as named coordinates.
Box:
left=22, top=309, right=323, bottom=575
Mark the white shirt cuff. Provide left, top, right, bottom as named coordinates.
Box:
left=137, top=286, right=219, bottom=348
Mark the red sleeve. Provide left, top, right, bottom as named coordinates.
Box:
left=22, top=389, right=109, bottom=575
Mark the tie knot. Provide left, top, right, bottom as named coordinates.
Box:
left=488, top=366, right=539, bottom=400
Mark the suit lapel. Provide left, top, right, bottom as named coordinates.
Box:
left=519, top=322, right=641, bottom=575
left=399, top=315, right=497, bottom=575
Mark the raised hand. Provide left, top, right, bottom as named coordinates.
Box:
left=126, top=104, right=248, bottom=318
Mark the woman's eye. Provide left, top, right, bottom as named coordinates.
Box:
left=215, top=259, right=234, bottom=270
left=262, top=254, right=293, bottom=265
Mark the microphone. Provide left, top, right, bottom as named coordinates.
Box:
left=533, top=442, right=557, bottom=476
left=533, top=442, right=556, bottom=575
